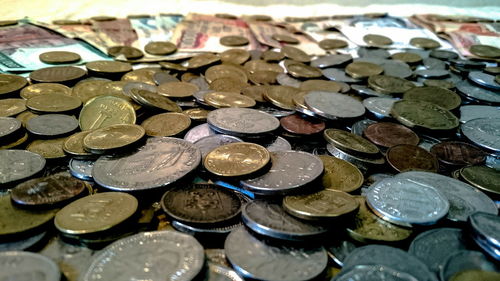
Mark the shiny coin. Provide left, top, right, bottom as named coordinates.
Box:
left=204, top=92, right=256, bottom=108
left=69, top=158, right=94, bottom=181
left=93, top=137, right=201, bottom=191
left=183, top=107, right=210, bottom=121
left=263, top=85, right=300, bottom=110
left=363, top=97, right=397, bottom=118
left=161, top=184, right=241, bottom=224
left=107, top=45, right=144, bottom=60
left=130, top=87, right=182, bottom=112
left=391, top=52, right=422, bottom=64
left=286, top=63, right=323, bottom=79
left=318, top=39, right=348, bottom=50
left=225, top=226, right=327, bottom=281
left=366, top=177, right=449, bottom=226
left=184, top=123, right=217, bottom=143
left=220, top=49, right=251, bottom=65
left=430, top=141, right=486, bottom=167
left=469, top=212, right=500, bottom=248
left=86, top=60, right=132, bottom=74
left=204, top=142, right=270, bottom=177
left=193, top=134, right=242, bottom=158
left=26, top=114, right=78, bottom=137
left=39, top=51, right=81, bottom=64
left=26, top=137, right=68, bottom=159
left=461, top=118, right=500, bottom=152
left=367, top=75, right=415, bottom=94
left=0, top=150, right=45, bottom=187
left=83, top=124, right=145, bottom=154
left=460, top=165, right=500, bottom=195
left=20, top=83, right=71, bottom=100
left=272, top=34, right=299, bottom=44
left=26, top=93, right=81, bottom=113
left=158, top=81, right=199, bottom=98
left=0, top=98, right=26, bottom=117
left=79, top=95, right=136, bottom=130
left=469, top=44, right=500, bottom=58
left=281, top=45, right=310, bottom=62
left=144, top=41, right=177, bottom=55
left=205, top=64, right=248, bottom=84
left=363, top=34, right=393, bottom=46
left=440, top=251, right=499, bottom=281
left=410, top=37, right=441, bottom=49
left=141, top=112, right=191, bottom=137
left=121, top=67, right=161, bottom=85
left=0, top=74, right=28, bottom=96
left=345, top=61, right=384, bottom=79
left=220, top=35, right=249, bottom=46
left=207, top=108, right=279, bottom=136
left=304, top=91, right=365, bottom=119
left=71, top=80, right=110, bottom=103
left=319, top=155, right=364, bottom=193
left=386, top=144, right=438, bottom=172
left=29, top=66, right=86, bottom=84
left=468, top=71, right=500, bottom=90
left=280, top=114, right=325, bottom=135
left=63, top=131, right=93, bottom=158
left=391, top=99, right=459, bottom=130
left=0, top=251, right=60, bottom=281
left=241, top=150, right=323, bottom=195
left=83, top=231, right=204, bottom=281
left=456, top=80, right=500, bottom=104
left=403, top=86, right=461, bottom=110
left=283, top=189, right=359, bottom=220
left=364, top=122, right=419, bottom=149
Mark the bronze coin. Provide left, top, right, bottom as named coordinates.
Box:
left=91, top=16, right=116, bottom=21
left=220, top=49, right=251, bottom=65
left=220, top=36, right=249, bottom=47
left=248, top=71, right=279, bottom=85
left=241, top=85, right=267, bottom=103
left=0, top=20, right=18, bottom=27
left=0, top=74, right=28, bottom=96
left=280, top=114, right=326, bottom=135
left=318, top=39, right=348, bottom=50
left=363, top=34, right=393, bottom=46
left=86, top=60, right=133, bottom=74
left=186, top=53, right=220, bottom=69
left=272, top=34, right=299, bottom=44
left=215, top=13, right=238, bottom=19
left=386, top=144, right=439, bottom=173
left=391, top=52, right=423, bottom=64
left=29, top=66, right=86, bottom=84
left=144, top=41, right=177, bottom=55
left=430, top=141, right=487, bottom=167
left=107, top=46, right=144, bottom=60
left=261, top=50, right=285, bottom=62
left=281, top=46, right=310, bottom=62
left=409, top=37, right=441, bottom=49
left=10, top=172, right=87, bottom=206
left=39, top=51, right=81, bottom=64
left=159, top=61, right=188, bottom=72
left=363, top=122, right=419, bottom=148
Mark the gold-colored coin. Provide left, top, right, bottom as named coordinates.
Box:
left=220, top=49, right=251, bottom=65
left=27, top=137, right=68, bottom=159
left=86, top=60, right=132, bottom=74
left=99, top=81, right=141, bottom=111
left=183, top=108, right=210, bottom=121
left=0, top=74, right=28, bottom=96
left=141, top=113, right=191, bottom=137
left=423, top=79, right=455, bottom=89
left=409, top=37, right=441, bottom=49
left=26, top=93, right=81, bottom=113
left=130, top=88, right=182, bottom=112
left=54, top=192, right=138, bottom=235
left=186, top=53, right=220, bottom=69
left=391, top=52, right=423, bottom=64
left=263, top=85, right=300, bottom=110
left=83, top=124, right=145, bottom=154
left=0, top=195, right=57, bottom=237
left=286, top=63, right=322, bottom=79
left=323, top=129, right=380, bottom=157
left=363, top=34, right=393, bottom=46
left=403, top=86, right=462, bottom=110
left=391, top=100, right=459, bottom=130
left=283, top=189, right=359, bottom=220
left=0, top=20, right=18, bottom=27
left=159, top=61, right=188, bottom=72
left=209, top=77, right=249, bottom=93
left=460, top=165, right=500, bottom=195
left=39, top=51, right=81, bottom=64
left=272, top=34, right=299, bottom=44
left=29, top=66, right=86, bottom=84
left=318, top=155, right=364, bottom=193
left=79, top=96, right=136, bottom=130
left=367, top=75, right=415, bottom=94
left=63, top=131, right=93, bottom=158
left=204, top=142, right=270, bottom=177
left=248, top=71, right=279, bottom=85
left=281, top=46, right=310, bottom=62
left=244, top=60, right=283, bottom=73
left=204, top=92, right=256, bottom=108
left=0, top=98, right=26, bottom=117
left=318, top=39, right=348, bottom=50
left=220, top=35, right=249, bottom=47
left=261, top=50, right=285, bottom=62
left=71, top=80, right=109, bottom=103
left=300, top=80, right=342, bottom=93
left=144, top=41, right=177, bottom=55
left=241, top=85, right=268, bottom=103
left=345, top=61, right=384, bottom=79
left=121, top=67, right=161, bottom=85
left=469, top=44, right=500, bottom=58
left=0, top=133, right=28, bottom=149
left=205, top=64, right=248, bottom=83
left=347, top=196, right=412, bottom=243
left=158, top=81, right=199, bottom=98
left=20, top=83, right=71, bottom=100
left=107, top=45, right=144, bottom=60
left=16, top=111, right=38, bottom=127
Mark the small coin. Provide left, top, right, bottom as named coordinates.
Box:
left=39, top=51, right=81, bottom=64
left=391, top=52, right=422, bottom=64
left=86, top=60, right=132, bottom=74
left=220, top=35, right=249, bottom=46
left=318, top=39, right=348, bottom=50
left=79, top=96, right=136, bottom=130
left=121, top=67, right=161, bottom=85
left=304, top=91, right=365, bottom=119
left=29, top=66, right=86, bottom=84
left=287, top=63, right=323, bottom=79
left=391, top=99, right=459, bottom=130
left=363, top=34, right=393, bottom=46
left=0, top=98, right=26, bottom=117
left=410, top=37, right=441, bottom=49
left=280, top=114, right=325, bottom=135
left=130, top=87, right=182, bottom=112
left=205, top=64, right=248, bottom=84
left=345, top=61, right=384, bottom=79
left=0, top=74, right=28, bottom=96
left=272, top=34, right=299, bottom=44
left=186, top=53, right=220, bottom=69
left=26, top=137, right=68, bottom=159
left=63, top=131, right=93, bottom=158
left=158, top=81, right=199, bottom=98
left=386, top=144, right=438, bottom=173
left=324, top=129, right=380, bottom=158
left=183, top=107, right=210, bottom=121
left=204, top=92, right=256, bottom=108
left=68, top=158, right=94, bottom=181
left=141, top=112, right=191, bottom=137
left=364, top=122, right=419, bottom=149
left=26, top=93, right=81, bottom=113
left=209, top=77, right=248, bottom=93
left=367, top=74, right=414, bottom=94
left=0, top=251, right=61, bottom=281
left=26, top=114, right=78, bottom=138
left=281, top=45, right=310, bottom=62
left=460, top=165, right=500, bottom=195
left=469, top=44, right=500, bottom=58
left=431, top=141, right=486, bottom=167
left=403, top=86, right=461, bottom=110
left=144, top=41, right=177, bottom=55
left=20, top=83, right=71, bottom=100
left=83, top=124, right=145, bottom=154
left=220, top=49, right=251, bottom=65
left=107, top=45, right=144, bottom=60
left=319, top=155, right=364, bottom=193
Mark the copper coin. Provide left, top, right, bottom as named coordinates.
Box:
left=29, top=66, right=86, bottom=84
left=430, top=141, right=487, bottom=167
left=363, top=122, right=419, bottom=148
left=10, top=172, right=87, bottom=206
left=280, top=114, right=325, bottom=135
left=107, top=46, right=144, bottom=60
left=386, top=144, right=439, bottom=173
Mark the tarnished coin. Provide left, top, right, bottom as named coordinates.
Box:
left=0, top=150, right=45, bottom=187
left=83, top=231, right=204, bottom=281
left=172, top=219, right=242, bottom=237
left=460, top=165, right=500, bottom=195
left=261, top=50, right=285, bottom=62
left=220, top=35, right=249, bottom=46
left=241, top=150, right=323, bottom=195
left=423, top=79, right=455, bottom=89
left=63, top=131, right=93, bottom=158
left=161, top=184, right=241, bottom=224
left=0, top=132, right=28, bottom=149
left=92, top=137, right=201, bottom=191
left=386, top=144, right=438, bottom=172
left=26, top=93, right=82, bottom=113
left=468, top=71, right=500, bottom=90
left=225, top=226, right=327, bottom=281
left=304, top=91, right=365, bottom=119
left=0, top=74, right=28, bottom=96
left=26, top=137, right=68, bottom=159
left=204, top=142, right=270, bottom=177
left=207, top=108, right=279, bottom=136
left=272, top=34, right=299, bottom=44
left=39, top=51, right=81, bottom=64
left=86, top=60, right=132, bottom=74
left=363, top=34, right=393, bottom=46
left=366, top=177, right=449, bottom=226
left=144, top=41, right=177, bottom=55
left=107, top=45, right=144, bottom=60
left=319, top=155, right=364, bottom=193
left=403, top=86, right=461, bottom=110
left=286, top=63, right=323, bottom=79
left=440, top=251, right=499, bottom=281
left=20, top=83, right=71, bottom=100
left=367, top=75, right=415, bottom=94
left=469, top=44, right=500, bottom=58
left=335, top=265, right=419, bottom=281
left=244, top=59, right=283, bottom=74
left=0, top=98, right=26, bottom=117
left=391, top=100, right=459, bottom=130
left=391, top=52, right=422, bottom=64
left=83, top=124, right=145, bottom=154
left=280, top=114, right=325, bottom=135
left=79, top=96, right=136, bottom=130
left=158, top=81, right=199, bottom=98
left=318, top=39, right=348, bottom=50
left=410, top=37, right=441, bottom=49
left=364, top=122, right=419, bottom=149
left=193, top=134, right=242, bottom=158
left=29, top=66, right=86, bottom=84
left=0, top=251, right=60, bottom=281
left=345, top=61, right=384, bottom=79
left=141, top=112, right=191, bottom=137
left=204, top=92, right=256, bottom=108
left=26, top=114, right=78, bottom=137
left=430, top=141, right=486, bottom=167
left=461, top=118, right=500, bottom=152
left=326, top=143, right=385, bottom=173
left=430, top=49, right=458, bottom=60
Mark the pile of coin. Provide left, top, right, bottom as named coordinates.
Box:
left=0, top=13, right=500, bottom=281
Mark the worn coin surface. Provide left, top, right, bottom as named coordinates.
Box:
left=364, top=122, right=419, bottom=148
left=386, top=144, right=438, bottom=172
left=20, top=83, right=71, bottom=100
left=460, top=165, right=500, bottom=195
left=280, top=114, right=325, bottom=135
left=461, top=118, right=500, bottom=152
left=391, top=99, right=459, bottom=130
left=83, top=124, right=145, bottom=154
left=141, top=112, right=191, bottom=137
left=220, top=35, right=249, bottom=46
left=107, top=45, right=144, bottom=60
left=0, top=251, right=61, bottom=281
left=0, top=74, right=28, bottom=96
left=403, top=86, right=461, bottom=110
left=335, top=265, right=419, bottom=281
left=26, top=114, right=79, bottom=137
left=410, top=37, right=441, bottom=49
left=0, top=150, right=46, bottom=186
left=430, top=141, right=486, bottom=167
left=0, top=98, right=26, bottom=117
left=345, top=61, right=384, bottom=79
left=304, top=91, right=365, bottom=119
left=27, top=137, right=68, bottom=159
left=0, top=117, right=22, bottom=142
left=63, top=131, right=93, bottom=158
left=79, top=96, right=136, bottom=131
left=207, top=108, right=279, bottom=136
left=367, top=75, right=415, bottom=94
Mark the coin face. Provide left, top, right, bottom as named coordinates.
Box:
left=386, top=144, right=438, bottom=173
left=460, top=165, right=500, bottom=195
left=39, top=51, right=81, bottom=64
left=207, top=108, right=279, bottom=136
left=318, top=39, right=348, bottom=50
left=29, top=66, right=86, bottom=84
left=319, top=155, right=364, bottom=193
left=410, top=37, right=441, bottom=49
left=363, top=34, right=393, bottom=46
left=430, top=141, right=486, bottom=166
left=0, top=74, right=28, bottom=96
left=469, top=44, right=500, bottom=58
left=280, top=114, right=325, bottom=135
left=0, top=98, right=26, bottom=117
left=79, top=96, right=136, bottom=130
left=281, top=46, right=310, bottom=62
left=144, top=41, right=177, bottom=55
left=367, top=75, right=415, bottom=94
left=26, top=93, right=81, bottom=113
left=71, top=80, right=110, bottom=103
left=83, top=124, right=145, bottom=154
left=204, top=92, right=256, bottom=108
left=158, top=81, right=199, bottom=98
left=324, top=129, right=380, bottom=157
left=391, top=52, right=422, bottom=64
left=364, top=122, right=419, bottom=148
left=26, top=114, right=79, bottom=137
left=107, top=45, right=144, bottom=60
left=403, top=86, right=461, bottom=110
left=461, top=118, right=500, bottom=152
left=0, top=251, right=61, bottom=281
left=304, top=91, right=365, bottom=119
left=86, top=60, right=132, bottom=74
left=391, top=100, right=459, bottom=130
left=141, top=112, right=191, bottom=137
left=27, top=137, right=68, bottom=159
left=63, top=131, right=93, bottom=158
left=0, top=150, right=46, bottom=186
left=345, top=61, right=384, bottom=79
left=220, top=35, right=249, bottom=46
left=20, top=83, right=71, bottom=101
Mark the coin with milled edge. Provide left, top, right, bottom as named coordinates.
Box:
left=39, top=51, right=81, bottom=64
left=319, top=155, right=364, bottom=193
left=0, top=150, right=46, bottom=186
left=326, top=143, right=385, bottom=173
left=305, top=91, right=365, bottom=119
left=141, top=113, right=191, bottom=137
left=0, top=251, right=61, bottom=281
left=144, top=41, right=177, bottom=55
left=193, top=134, right=242, bottom=158
left=207, top=108, right=279, bottom=136
left=83, top=124, right=145, bottom=154
left=26, top=114, right=78, bottom=137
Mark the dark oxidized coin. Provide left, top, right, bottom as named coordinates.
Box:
left=280, top=114, right=325, bottom=135
left=386, top=144, right=438, bottom=173
left=10, top=172, right=87, bottom=206
left=430, top=141, right=487, bottom=167
left=363, top=122, right=419, bottom=149
left=0, top=117, right=22, bottom=143
left=430, top=50, right=458, bottom=60
left=39, top=51, right=81, bottom=64
left=161, top=184, right=242, bottom=225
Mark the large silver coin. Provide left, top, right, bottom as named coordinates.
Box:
left=456, top=80, right=500, bottom=104
left=92, top=137, right=201, bottom=191
left=0, top=251, right=60, bottom=281
left=26, top=114, right=78, bottom=137
left=460, top=105, right=500, bottom=123
left=468, top=71, right=500, bottom=90
left=184, top=123, right=217, bottom=143
left=194, top=134, right=242, bottom=158
left=469, top=212, right=500, bottom=249
left=342, top=245, right=437, bottom=281
left=0, top=150, right=46, bottom=186
left=395, top=171, right=497, bottom=222
left=334, top=265, right=418, bottom=281
left=365, top=177, right=449, bottom=227
left=207, top=108, right=280, bottom=136
left=440, top=251, right=499, bottom=281
left=240, top=150, right=323, bottom=196
left=242, top=201, right=327, bottom=241
left=225, top=226, right=327, bottom=281
left=304, top=91, right=365, bottom=119
left=461, top=118, right=500, bottom=152
left=83, top=231, right=204, bottom=281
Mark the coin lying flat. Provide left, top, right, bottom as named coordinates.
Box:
left=367, top=75, right=415, bottom=94
left=319, top=155, right=364, bottom=193
left=460, top=165, right=500, bottom=195
left=0, top=74, right=28, bottom=96
left=86, top=60, right=132, bottom=74
left=144, top=41, right=177, bottom=55
left=204, top=92, right=256, bottom=108
left=207, top=107, right=279, bottom=136
left=363, top=122, right=419, bottom=149
left=158, top=81, right=199, bottom=98
left=26, top=137, right=68, bottom=159
left=410, top=37, right=441, bottom=49
left=68, top=159, right=94, bottom=181
left=403, top=86, right=461, bottom=110
left=193, top=134, right=242, bottom=158
left=220, top=35, right=249, bottom=46
left=0, top=117, right=22, bottom=142
left=107, top=45, right=144, bottom=60
left=141, top=112, right=191, bottom=137
left=26, top=114, right=79, bottom=137
left=26, top=93, right=82, bottom=113
left=83, top=124, right=145, bottom=154
left=29, top=66, right=86, bottom=84
left=430, top=141, right=486, bottom=167
left=39, top=51, right=81, bottom=64
left=304, top=91, right=365, bottom=119
left=63, top=131, right=93, bottom=158
left=0, top=251, right=61, bottom=281
left=450, top=270, right=500, bottom=281
left=318, top=39, right=348, bottom=50
left=386, top=144, right=438, bottom=173
left=280, top=114, right=325, bottom=135
left=461, top=118, right=500, bottom=152
left=0, top=150, right=46, bottom=186
left=345, top=61, right=384, bottom=79
left=363, top=34, right=393, bottom=46
left=469, top=44, right=500, bottom=58
left=20, top=83, right=71, bottom=100
left=391, top=100, right=459, bottom=130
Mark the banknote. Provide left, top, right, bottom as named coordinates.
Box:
left=447, top=31, right=500, bottom=57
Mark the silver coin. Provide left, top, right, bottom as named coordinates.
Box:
left=322, top=68, right=361, bottom=83
left=351, top=119, right=378, bottom=135
left=310, top=54, right=352, bottom=68
left=184, top=123, right=217, bottom=143
left=262, top=136, right=292, bottom=152
left=395, top=171, right=497, bottom=222
left=83, top=231, right=205, bottom=281
left=334, top=265, right=419, bottom=281
left=153, top=72, right=179, bottom=85
left=342, top=245, right=437, bottom=281
left=469, top=212, right=500, bottom=249
left=440, top=251, right=499, bottom=281
left=351, top=84, right=385, bottom=97
left=327, top=239, right=357, bottom=267
left=326, top=143, right=385, bottom=173
left=461, top=118, right=500, bottom=152
left=276, top=73, right=301, bottom=88
left=172, top=220, right=242, bottom=235
left=189, top=76, right=210, bottom=91
left=0, top=231, right=46, bottom=252
left=418, top=135, right=442, bottom=152
left=92, top=137, right=201, bottom=191
left=408, top=228, right=468, bottom=273
left=468, top=71, right=500, bottom=90
left=485, top=154, right=500, bottom=170
left=470, top=231, right=500, bottom=261
left=123, top=81, right=157, bottom=98
left=69, top=158, right=94, bottom=181
left=456, top=80, right=500, bottom=104
left=240, top=150, right=323, bottom=196
left=357, top=58, right=413, bottom=79
left=423, top=57, right=447, bottom=70
left=0, top=117, right=21, bottom=140
left=207, top=108, right=280, bottom=136
left=254, top=104, right=296, bottom=117
left=305, top=91, right=365, bottom=119
left=206, top=263, right=244, bottom=281
left=0, top=251, right=60, bottom=281
left=194, top=134, right=243, bottom=158
left=26, top=114, right=78, bottom=137
left=242, top=201, right=328, bottom=241
left=365, top=177, right=449, bottom=227
left=193, top=90, right=214, bottom=105
left=363, top=97, right=397, bottom=119
left=460, top=105, right=500, bottom=123
left=414, top=69, right=450, bottom=79
left=225, top=226, right=328, bottom=281
left=0, top=150, right=46, bottom=186
left=430, top=49, right=458, bottom=60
